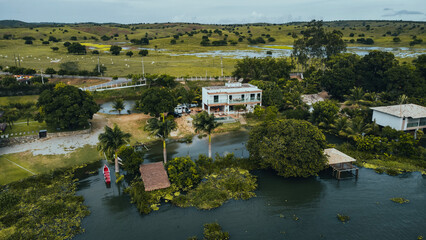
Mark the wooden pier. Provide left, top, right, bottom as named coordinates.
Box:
left=325, top=148, right=359, bottom=180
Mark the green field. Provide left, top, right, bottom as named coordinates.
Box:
left=0, top=21, right=424, bottom=77
left=0, top=145, right=100, bottom=185
left=0, top=95, right=38, bottom=105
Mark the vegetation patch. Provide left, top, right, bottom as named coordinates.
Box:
left=173, top=168, right=257, bottom=210
left=188, top=222, right=230, bottom=240
left=390, top=197, right=410, bottom=204
left=264, top=45, right=293, bottom=50
left=0, top=167, right=90, bottom=239
left=337, top=214, right=350, bottom=223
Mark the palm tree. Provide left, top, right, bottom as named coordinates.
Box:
left=97, top=124, right=131, bottom=173
left=192, top=111, right=222, bottom=158
left=144, top=114, right=177, bottom=163
left=346, top=117, right=372, bottom=139
left=333, top=116, right=350, bottom=137
left=112, top=98, right=125, bottom=115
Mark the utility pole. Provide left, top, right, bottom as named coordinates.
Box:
left=40, top=69, right=44, bottom=84
left=220, top=56, right=223, bottom=77
left=18, top=54, right=21, bottom=67
left=141, top=56, right=145, bottom=78
left=14, top=53, right=17, bottom=67
left=97, top=55, right=100, bottom=75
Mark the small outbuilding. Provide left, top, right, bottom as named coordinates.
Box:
left=139, top=162, right=171, bottom=191
left=325, top=148, right=358, bottom=180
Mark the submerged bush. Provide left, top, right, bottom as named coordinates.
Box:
left=337, top=214, right=350, bottom=223
left=0, top=168, right=90, bottom=239
left=173, top=168, right=257, bottom=210
left=390, top=197, right=409, bottom=204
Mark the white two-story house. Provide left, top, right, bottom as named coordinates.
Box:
left=202, top=82, right=262, bottom=115
left=371, top=104, right=426, bottom=132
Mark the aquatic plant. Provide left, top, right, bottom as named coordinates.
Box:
left=390, top=197, right=409, bottom=204
left=0, top=167, right=90, bottom=239
left=337, top=214, right=350, bottom=223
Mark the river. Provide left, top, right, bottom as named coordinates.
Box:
left=75, top=131, right=426, bottom=240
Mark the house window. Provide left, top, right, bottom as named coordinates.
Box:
left=257, top=93, right=260, bottom=100
left=407, top=118, right=419, bottom=128
left=420, top=118, right=426, bottom=126
left=250, top=94, right=255, bottom=100
left=229, top=106, right=234, bottom=111
left=241, top=94, right=245, bottom=100
left=229, top=95, right=232, bottom=100
left=214, top=95, right=219, bottom=103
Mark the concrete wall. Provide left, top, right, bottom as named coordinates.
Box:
left=372, top=110, right=403, bottom=130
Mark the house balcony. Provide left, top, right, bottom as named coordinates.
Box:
left=205, top=98, right=261, bottom=105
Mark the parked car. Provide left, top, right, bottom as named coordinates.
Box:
left=174, top=104, right=191, bottom=115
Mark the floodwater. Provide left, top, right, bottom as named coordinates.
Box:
left=168, top=45, right=426, bottom=59
left=75, top=131, right=426, bottom=240
left=98, top=100, right=137, bottom=115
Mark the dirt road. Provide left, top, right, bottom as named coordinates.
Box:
left=0, top=114, right=107, bottom=156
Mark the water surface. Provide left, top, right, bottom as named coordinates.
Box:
left=75, top=131, right=426, bottom=240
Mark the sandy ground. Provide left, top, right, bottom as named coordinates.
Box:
left=171, top=114, right=195, bottom=137
left=0, top=114, right=107, bottom=156
left=0, top=112, right=197, bottom=156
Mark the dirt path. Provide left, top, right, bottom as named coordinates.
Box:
left=0, top=114, right=107, bottom=156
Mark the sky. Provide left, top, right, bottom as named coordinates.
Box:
left=0, top=0, right=425, bottom=24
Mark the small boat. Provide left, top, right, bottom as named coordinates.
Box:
left=103, top=165, right=111, bottom=184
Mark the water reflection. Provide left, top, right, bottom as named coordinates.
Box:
left=98, top=100, right=138, bottom=115
left=256, top=170, right=325, bottom=209
left=144, top=131, right=249, bottom=163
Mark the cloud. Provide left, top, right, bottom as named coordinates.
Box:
left=383, top=8, right=393, bottom=11
left=383, top=9, right=424, bottom=17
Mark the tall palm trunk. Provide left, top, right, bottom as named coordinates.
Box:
left=163, top=140, right=167, bottom=163
left=114, top=151, right=119, bottom=173
left=162, top=113, right=167, bottom=163
left=208, top=134, right=212, bottom=158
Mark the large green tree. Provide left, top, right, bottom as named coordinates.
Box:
left=247, top=119, right=328, bottom=178
left=192, top=111, right=222, bottom=158
left=357, top=50, right=398, bottom=92
left=292, top=20, right=346, bottom=69
left=37, top=84, right=99, bottom=129
left=117, top=145, right=144, bottom=175
left=144, top=115, right=177, bottom=163
left=67, top=42, right=86, bottom=55
left=165, top=156, right=200, bottom=191
left=137, top=87, right=176, bottom=117
left=97, top=124, right=131, bottom=173
left=233, top=57, right=294, bottom=82
left=320, top=53, right=360, bottom=100
left=310, top=100, right=339, bottom=129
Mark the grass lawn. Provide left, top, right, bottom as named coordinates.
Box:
left=0, top=95, right=39, bottom=105
left=3, top=120, right=51, bottom=136
left=0, top=21, right=423, bottom=77
left=106, top=113, right=152, bottom=144
left=0, top=145, right=100, bottom=185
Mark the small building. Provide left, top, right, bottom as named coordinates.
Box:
left=371, top=104, right=426, bottom=131
left=139, top=162, right=171, bottom=191
left=202, top=82, right=262, bottom=115
left=301, top=91, right=328, bottom=112
left=325, top=148, right=358, bottom=180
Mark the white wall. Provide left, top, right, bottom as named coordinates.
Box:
left=372, top=110, right=403, bottom=130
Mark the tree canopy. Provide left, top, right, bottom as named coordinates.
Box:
left=67, top=42, right=86, bottom=55
left=37, top=84, right=99, bottom=129
left=233, top=57, right=294, bottom=82
left=247, top=119, right=328, bottom=178
left=137, top=87, right=176, bottom=117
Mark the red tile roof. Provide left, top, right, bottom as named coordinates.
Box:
left=139, top=162, right=171, bottom=191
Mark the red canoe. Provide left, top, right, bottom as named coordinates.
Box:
left=103, top=165, right=111, bottom=184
